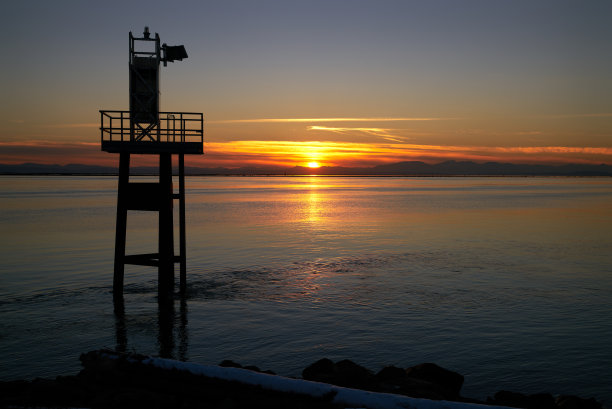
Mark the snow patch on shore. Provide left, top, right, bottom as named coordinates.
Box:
left=135, top=355, right=512, bottom=409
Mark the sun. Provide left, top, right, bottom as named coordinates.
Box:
left=307, top=161, right=320, bottom=168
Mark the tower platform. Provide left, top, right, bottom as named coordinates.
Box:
left=100, top=110, right=203, bottom=154
left=100, top=109, right=203, bottom=304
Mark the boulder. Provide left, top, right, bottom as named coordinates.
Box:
left=488, top=391, right=556, bottom=409
left=219, top=360, right=243, bottom=369
left=376, top=365, right=407, bottom=382
left=488, top=390, right=530, bottom=408
left=217, top=361, right=275, bottom=375
left=405, top=362, right=464, bottom=398
left=527, top=393, right=556, bottom=409
left=335, top=359, right=376, bottom=389
left=302, top=358, right=336, bottom=384
left=302, top=358, right=376, bottom=390
left=392, top=376, right=449, bottom=400
left=556, top=395, right=602, bottom=409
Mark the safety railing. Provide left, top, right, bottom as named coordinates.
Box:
left=100, top=110, right=203, bottom=144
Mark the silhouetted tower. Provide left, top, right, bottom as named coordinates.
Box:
left=100, top=27, right=203, bottom=304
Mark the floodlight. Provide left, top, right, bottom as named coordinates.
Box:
left=163, top=45, right=188, bottom=63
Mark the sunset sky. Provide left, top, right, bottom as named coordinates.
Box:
left=1, top=0, right=611, bottom=168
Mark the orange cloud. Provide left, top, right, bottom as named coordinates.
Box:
left=1, top=140, right=611, bottom=168
left=200, top=141, right=612, bottom=168
left=209, top=117, right=458, bottom=124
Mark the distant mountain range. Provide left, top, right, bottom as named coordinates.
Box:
left=1, top=161, right=611, bottom=176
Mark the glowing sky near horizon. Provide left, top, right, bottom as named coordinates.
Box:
left=1, top=0, right=611, bottom=167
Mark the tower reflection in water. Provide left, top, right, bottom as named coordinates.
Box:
left=113, top=295, right=188, bottom=360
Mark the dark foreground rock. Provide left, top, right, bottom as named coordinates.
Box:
left=301, top=358, right=603, bottom=408
left=302, top=358, right=377, bottom=391
left=1, top=352, right=341, bottom=409
left=485, top=390, right=604, bottom=409
left=0, top=351, right=605, bottom=409
left=302, top=359, right=465, bottom=401
left=405, top=362, right=464, bottom=399
left=487, top=390, right=556, bottom=409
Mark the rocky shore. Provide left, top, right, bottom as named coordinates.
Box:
left=0, top=350, right=604, bottom=409
left=298, top=358, right=602, bottom=409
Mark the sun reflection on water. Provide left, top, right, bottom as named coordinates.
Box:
left=306, top=189, right=322, bottom=224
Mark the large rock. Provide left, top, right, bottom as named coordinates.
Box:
left=526, top=393, right=556, bottom=409
left=376, top=365, right=407, bottom=382
left=404, top=363, right=464, bottom=399
left=556, top=395, right=602, bottom=409
left=394, top=377, right=451, bottom=400
left=303, top=359, right=462, bottom=400
left=375, top=365, right=445, bottom=400
left=488, top=390, right=557, bottom=409
left=488, top=390, right=530, bottom=408
left=302, top=359, right=375, bottom=390
left=219, top=360, right=243, bottom=369
left=302, top=358, right=336, bottom=384
left=335, top=359, right=376, bottom=390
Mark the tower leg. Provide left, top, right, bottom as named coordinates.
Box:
left=158, top=153, right=174, bottom=302
left=113, top=152, right=130, bottom=303
left=179, top=153, right=187, bottom=295
left=158, top=295, right=175, bottom=358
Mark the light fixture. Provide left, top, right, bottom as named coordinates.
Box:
left=162, top=44, right=188, bottom=63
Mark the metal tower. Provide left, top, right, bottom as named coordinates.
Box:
left=100, top=27, right=203, bottom=304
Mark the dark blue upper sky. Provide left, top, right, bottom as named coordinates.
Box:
left=2, top=0, right=611, bottom=166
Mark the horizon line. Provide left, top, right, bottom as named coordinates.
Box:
left=3, top=159, right=611, bottom=169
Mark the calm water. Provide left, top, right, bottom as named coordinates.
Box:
left=1, top=175, right=611, bottom=403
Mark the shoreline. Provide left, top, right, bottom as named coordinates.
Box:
left=1, top=350, right=604, bottom=409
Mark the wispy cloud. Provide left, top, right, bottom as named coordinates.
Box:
left=490, top=146, right=612, bottom=154
left=45, top=123, right=99, bottom=128
left=307, top=125, right=409, bottom=142
left=209, top=117, right=458, bottom=124
left=541, top=113, right=612, bottom=119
